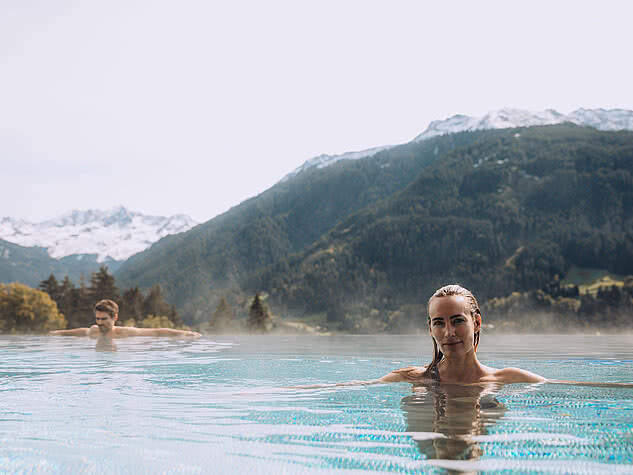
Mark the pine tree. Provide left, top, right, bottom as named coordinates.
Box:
left=120, top=286, right=144, bottom=324
left=90, top=266, right=119, bottom=302
left=39, top=274, right=60, bottom=302
left=168, top=304, right=182, bottom=327
left=210, top=298, right=235, bottom=331
left=57, top=276, right=75, bottom=328
left=246, top=293, right=271, bottom=333
left=69, top=274, right=94, bottom=328
left=144, top=285, right=165, bottom=316
left=143, top=285, right=181, bottom=326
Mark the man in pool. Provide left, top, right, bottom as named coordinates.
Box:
left=49, top=299, right=201, bottom=338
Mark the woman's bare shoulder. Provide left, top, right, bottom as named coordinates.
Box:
left=484, top=367, right=633, bottom=387
left=380, top=366, right=428, bottom=383
left=488, top=366, right=546, bottom=384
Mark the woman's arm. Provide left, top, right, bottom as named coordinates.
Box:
left=380, top=366, right=427, bottom=383
left=547, top=379, right=633, bottom=388
left=292, top=366, right=428, bottom=389
left=290, top=379, right=383, bottom=389
left=496, top=368, right=632, bottom=387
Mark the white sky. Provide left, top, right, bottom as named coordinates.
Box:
left=1, top=0, right=632, bottom=222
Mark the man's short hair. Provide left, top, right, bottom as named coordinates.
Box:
left=94, top=299, right=119, bottom=317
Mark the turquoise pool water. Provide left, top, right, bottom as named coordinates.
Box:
left=1, top=334, right=632, bottom=474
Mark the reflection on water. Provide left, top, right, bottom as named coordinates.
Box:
left=402, top=382, right=505, bottom=462
left=95, top=337, right=117, bottom=352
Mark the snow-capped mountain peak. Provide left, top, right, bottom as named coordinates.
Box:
left=413, top=107, right=633, bottom=142
left=280, top=145, right=395, bottom=182
left=0, top=206, right=197, bottom=262
left=282, top=108, right=633, bottom=180
left=566, top=108, right=633, bottom=131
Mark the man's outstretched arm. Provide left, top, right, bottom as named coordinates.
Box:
left=121, top=327, right=201, bottom=338
left=49, top=327, right=91, bottom=336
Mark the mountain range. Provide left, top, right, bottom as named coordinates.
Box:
left=0, top=206, right=197, bottom=262
left=113, top=116, right=633, bottom=325
left=3, top=107, right=633, bottom=327
left=4, top=108, right=632, bottom=264
left=284, top=108, right=633, bottom=180
left=0, top=207, right=197, bottom=287
left=255, top=125, right=633, bottom=323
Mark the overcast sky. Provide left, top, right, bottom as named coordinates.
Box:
left=1, top=0, right=632, bottom=222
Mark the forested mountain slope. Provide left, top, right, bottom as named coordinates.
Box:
left=115, top=131, right=488, bottom=317
left=117, top=124, right=633, bottom=326
left=253, top=125, right=633, bottom=319
left=0, top=238, right=118, bottom=287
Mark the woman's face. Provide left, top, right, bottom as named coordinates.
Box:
left=428, top=295, right=479, bottom=357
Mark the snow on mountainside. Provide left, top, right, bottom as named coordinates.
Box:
left=566, top=108, right=633, bottom=131
left=413, top=108, right=633, bottom=142
left=0, top=206, right=197, bottom=262
left=281, top=145, right=395, bottom=182
left=283, top=108, right=633, bottom=180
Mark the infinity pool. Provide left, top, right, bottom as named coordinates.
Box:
left=1, top=334, right=632, bottom=474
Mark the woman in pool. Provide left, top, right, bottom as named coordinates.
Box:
left=294, top=283, right=631, bottom=389
left=378, top=284, right=630, bottom=387
left=379, top=284, right=544, bottom=385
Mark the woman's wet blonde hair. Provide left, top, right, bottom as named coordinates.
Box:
left=423, top=284, right=482, bottom=378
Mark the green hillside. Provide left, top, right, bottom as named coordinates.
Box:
left=252, top=125, right=633, bottom=326
left=0, top=239, right=117, bottom=287
left=115, top=130, right=489, bottom=320
left=116, top=124, right=633, bottom=329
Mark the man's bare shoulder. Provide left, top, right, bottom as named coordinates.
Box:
left=380, top=366, right=428, bottom=383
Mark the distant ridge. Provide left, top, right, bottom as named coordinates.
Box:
left=281, top=145, right=395, bottom=182
left=284, top=108, right=633, bottom=180
left=413, top=107, right=633, bottom=141
left=0, top=206, right=197, bottom=262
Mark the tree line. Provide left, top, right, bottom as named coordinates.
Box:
left=0, top=264, right=276, bottom=334
left=37, top=266, right=182, bottom=329
left=206, top=293, right=274, bottom=333
left=481, top=277, right=633, bottom=332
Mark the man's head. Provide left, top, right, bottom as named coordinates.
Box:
left=94, top=299, right=119, bottom=334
